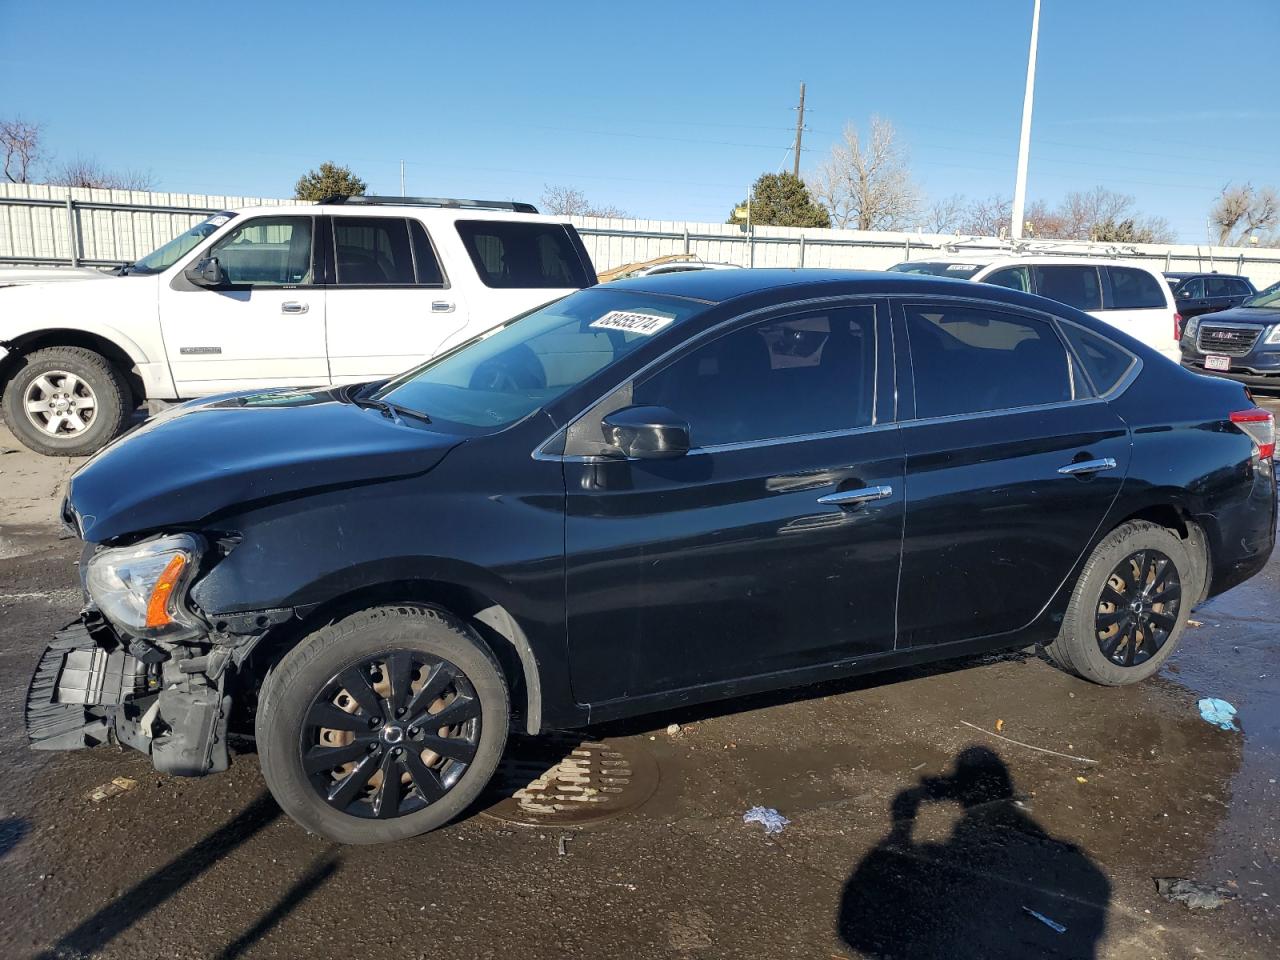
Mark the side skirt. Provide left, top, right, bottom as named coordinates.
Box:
left=579, top=625, right=1055, bottom=728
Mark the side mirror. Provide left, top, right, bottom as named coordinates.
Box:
left=601, top=405, right=690, bottom=459
left=184, top=257, right=228, bottom=289
left=1178, top=289, right=1191, bottom=298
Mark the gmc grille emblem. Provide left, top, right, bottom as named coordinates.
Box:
left=1212, top=331, right=1232, bottom=339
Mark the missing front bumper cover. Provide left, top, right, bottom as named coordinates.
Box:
left=25, top=618, right=231, bottom=776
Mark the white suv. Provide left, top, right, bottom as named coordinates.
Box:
left=889, top=256, right=1181, bottom=362
left=0, top=196, right=596, bottom=455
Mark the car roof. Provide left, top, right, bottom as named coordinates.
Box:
left=225, top=203, right=573, bottom=224
left=912, top=254, right=1166, bottom=273
left=603, top=267, right=1038, bottom=306
left=1163, top=271, right=1248, bottom=281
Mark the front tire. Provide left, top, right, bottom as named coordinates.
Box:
left=1, top=346, right=129, bottom=456
left=256, top=605, right=509, bottom=844
left=1046, top=521, right=1202, bottom=685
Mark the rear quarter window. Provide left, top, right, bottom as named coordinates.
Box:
left=1058, top=322, right=1136, bottom=395
left=456, top=220, right=591, bottom=289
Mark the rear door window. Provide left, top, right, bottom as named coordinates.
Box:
left=456, top=221, right=591, bottom=289
left=903, top=302, right=1078, bottom=418
left=1205, top=276, right=1243, bottom=299
left=1058, top=322, right=1136, bottom=395
left=332, top=217, right=416, bottom=285
left=1228, top=278, right=1253, bottom=297
left=1108, top=267, right=1166, bottom=309
left=1032, top=265, right=1102, bottom=311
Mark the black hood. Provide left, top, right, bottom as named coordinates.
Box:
left=67, top=388, right=463, bottom=542
left=1195, top=305, right=1280, bottom=326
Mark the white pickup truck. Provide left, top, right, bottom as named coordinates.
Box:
left=0, top=196, right=597, bottom=455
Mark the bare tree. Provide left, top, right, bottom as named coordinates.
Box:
left=921, top=194, right=966, bottom=233
left=807, top=116, right=917, bottom=230
left=951, top=187, right=1173, bottom=243
left=1211, top=183, right=1279, bottom=245
left=956, top=195, right=1012, bottom=237
left=539, top=184, right=627, bottom=219
left=0, top=118, right=43, bottom=183
left=47, top=156, right=153, bottom=191
left=1055, top=186, right=1133, bottom=239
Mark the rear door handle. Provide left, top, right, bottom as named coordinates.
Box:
left=281, top=301, right=309, bottom=314
left=1058, top=457, right=1118, bottom=476
left=431, top=301, right=455, bottom=313
left=817, top=484, right=893, bottom=507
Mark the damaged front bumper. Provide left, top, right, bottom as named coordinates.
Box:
left=25, top=613, right=232, bottom=777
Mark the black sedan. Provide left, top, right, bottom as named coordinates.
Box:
left=28, top=270, right=1276, bottom=844
left=1181, top=280, right=1280, bottom=387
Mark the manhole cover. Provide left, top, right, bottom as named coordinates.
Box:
left=481, top=733, right=659, bottom=827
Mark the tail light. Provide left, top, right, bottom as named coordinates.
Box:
left=1174, top=313, right=1183, bottom=341
left=1230, top=408, right=1275, bottom=460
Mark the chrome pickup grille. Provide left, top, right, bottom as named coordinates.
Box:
left=1197, top=325, right=1260, bottom=357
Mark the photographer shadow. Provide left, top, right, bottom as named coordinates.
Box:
left=838, top=746, right=1109, bottom=959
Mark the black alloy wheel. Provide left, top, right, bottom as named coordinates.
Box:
left=301, top=650, right=482, bottom=820
left=1094, top=548, right=1181, bottom=668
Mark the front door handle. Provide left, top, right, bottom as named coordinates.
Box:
left=281, top=301, right=309, bottom=314
left=1058, top=457, right=1118, bottom=476
left=431, top=301, right=455, bottom=313
left=817, top=484, right=893, bottom=507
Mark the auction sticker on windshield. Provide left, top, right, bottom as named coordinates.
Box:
left=591, top=310, right=676, bottom=335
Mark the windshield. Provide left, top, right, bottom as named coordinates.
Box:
left=375, top=289, right=707, bottom=432
left=888, top=261, right=983, bottom=279
left=128, top=212, right=236, bottom=275
left=1244, top=281, right=1280, bottom=309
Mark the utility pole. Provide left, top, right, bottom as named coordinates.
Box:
left=400, top=159, right=406, bottom=197
left=1010, top=0, right=1040, bottom=240
left=792, top=82, right=806, bottom=178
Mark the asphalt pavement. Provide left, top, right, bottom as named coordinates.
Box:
left=0, top=408, right=1277, bottom=959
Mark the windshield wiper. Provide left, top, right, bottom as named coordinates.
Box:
left=350, top=395, right=431, bottom=425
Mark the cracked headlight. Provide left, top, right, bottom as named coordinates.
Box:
left=85, top=534, right=206, bottom=640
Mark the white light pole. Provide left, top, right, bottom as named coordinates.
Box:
left=1010, top=0, right=1041, bottom=240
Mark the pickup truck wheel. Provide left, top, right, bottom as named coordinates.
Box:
left=1046, top=521, right=1200, bottom=685
left=1, top=346, right=129, bottom=456
left=256, top=605, right=509, bottom=844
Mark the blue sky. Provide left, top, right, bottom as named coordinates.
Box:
left=3, top=0, right=1277, bottom=241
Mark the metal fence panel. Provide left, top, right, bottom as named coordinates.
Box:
left=4, top=182, right=1279, bottom=288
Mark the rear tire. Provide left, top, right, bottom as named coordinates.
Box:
left=1, top=346, right=129, bottom=456
left=256, top=605, right=509, bottom=844
left=1046, top=520, right=1202, bottom=685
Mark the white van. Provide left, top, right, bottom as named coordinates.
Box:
left=889, top=256, right=1181, bottom=362
left=0, top=196, right=596, bottom=455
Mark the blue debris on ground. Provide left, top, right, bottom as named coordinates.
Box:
left=1198, top=698, right=1239, bottom=731
left=742, top=806, right=790, bottom=835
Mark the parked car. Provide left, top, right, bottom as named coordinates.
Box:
left=889, top=256, right=1181, bottom=361
left=27, top=269, right=1274, bottom=844
left=0, top=196, right=596, bottom=456
left=1164, top=272, right=1256, bottom=321
left=1180, top=280, right=1280, bottom=388
left=612, top=260, right=741, bottom=280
